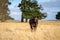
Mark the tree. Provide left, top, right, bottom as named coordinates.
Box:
left=0, top=0, right=14, bottom=22
left=18, top=0, right=47, bottom=22
left=56, top=12, right=60, bottom=20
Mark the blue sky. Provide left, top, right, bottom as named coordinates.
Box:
left=8, top=0, right=60, bottom=21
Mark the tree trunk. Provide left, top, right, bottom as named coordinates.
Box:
left=25, top=18, right=27, bottom=22
left=21, top=14, right=24, bottom=22
left=0, top=0, right=8, bottom=22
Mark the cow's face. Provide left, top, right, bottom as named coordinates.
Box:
left=35, top=17, right=38, bottom=22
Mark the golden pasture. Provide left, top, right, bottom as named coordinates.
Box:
left=0, top=21, right=60, bottom=40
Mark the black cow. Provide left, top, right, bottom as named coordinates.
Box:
left=29, top=16, right=38, bottom=31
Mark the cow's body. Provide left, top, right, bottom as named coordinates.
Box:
left=29, top=16, right=38, bottom=31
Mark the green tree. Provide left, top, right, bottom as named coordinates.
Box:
left=18, top=0, right=47, bottom=22
left=56, top=12, right=60, bottom=20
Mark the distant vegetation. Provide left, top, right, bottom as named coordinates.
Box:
left=56, top=12, right=60, bottom=20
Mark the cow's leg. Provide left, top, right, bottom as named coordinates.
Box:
left=34, top=24, right=37, bottom=31
left=30, top=24, right=33, bottom=31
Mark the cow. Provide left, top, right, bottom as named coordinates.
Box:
left=29, top=16, right=38, bottom=32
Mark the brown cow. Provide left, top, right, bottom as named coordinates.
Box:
left=29, top=16, right=38, bottom=32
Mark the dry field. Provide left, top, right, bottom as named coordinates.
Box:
left=0, top=21, right=60, bottom=40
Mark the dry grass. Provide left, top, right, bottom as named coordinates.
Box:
left=0, top=21, right=60, bottom=40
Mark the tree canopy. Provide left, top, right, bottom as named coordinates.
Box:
left=18, top=0, right=47, bottom=22
left=56, top=12, right=60, bottom=20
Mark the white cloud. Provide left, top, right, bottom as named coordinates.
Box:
left=9, top=11, right=21, bottom=21
left=38, top=0, right=50, bottom=2
left=10, top=11, right=21, bottom=15
left=43, top=7, right=60, bottom=13
left=37, top=0, right=57, bottom=3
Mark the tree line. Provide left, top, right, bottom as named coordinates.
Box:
left=0, top=0, right=60, bottom=22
